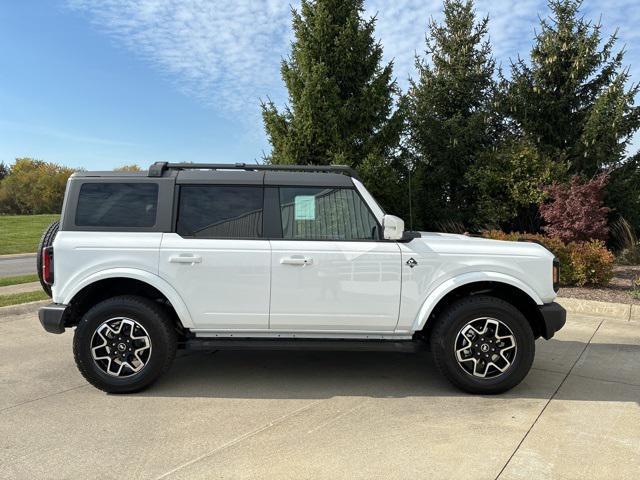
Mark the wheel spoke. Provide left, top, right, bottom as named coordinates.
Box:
left=473, top=358, right=489, bottom=377
left=488, top=354, right=510, bottom=372
left=455, top=332, right=473, bottom=361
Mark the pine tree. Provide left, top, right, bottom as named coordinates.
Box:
left=261, top=0, right=405, bottom=213
left=607, top=151, right=640, bottom=235
left=467, top=139, right=567, bottom=230
left=508, top=0, right=640, bottom=175
left=406, top=0, right=499, bottom=230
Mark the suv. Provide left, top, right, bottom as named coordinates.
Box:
left=37, top=162, right=565, bottom=394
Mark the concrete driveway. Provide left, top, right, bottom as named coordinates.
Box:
left=1, top=309, right=638, bottom=479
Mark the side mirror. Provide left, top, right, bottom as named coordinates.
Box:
left=382, top=214, right=405, bottom=240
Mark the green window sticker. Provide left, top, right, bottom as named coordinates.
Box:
left=295, top=195, right=316, bottom=220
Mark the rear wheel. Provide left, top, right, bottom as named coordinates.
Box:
left=430, top=295, right=535, bottom=394
left=36, top=220, right=59, bottom=297
left=73, top=295, right=177, bottom=393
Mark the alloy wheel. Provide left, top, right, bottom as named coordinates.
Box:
left=454, top=317, right=517, bottom=379
left=90, top=317, right=152, bottom=377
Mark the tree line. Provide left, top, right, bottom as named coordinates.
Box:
left=1, top=0, right=639, bottom=243
left=262, top=0, right=640, bottom=238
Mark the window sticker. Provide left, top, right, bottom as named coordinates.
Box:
left=294, top=195, right=316, bottom=220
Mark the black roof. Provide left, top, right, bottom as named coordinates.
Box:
left=147, top=161, right=359, bottom=179
left=71, top=162, right=357, bottom=187
left=175, top=170, right=353, bottom=187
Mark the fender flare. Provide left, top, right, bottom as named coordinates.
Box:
left=62, top=268, right=194, bottom=328
left=411, top=271, right=543, bottom=331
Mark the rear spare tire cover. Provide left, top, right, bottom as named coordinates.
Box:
left=36, top=220, right=60, bottom=297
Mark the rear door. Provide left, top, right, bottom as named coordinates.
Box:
left=269, top=185, right=402, bottom=332
left=159, top=178, right=271, bottom=330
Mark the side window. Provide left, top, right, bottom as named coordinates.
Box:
left=76, top=183, right=158, bottom=227
left=177, top=185, right=263, bottom=239
left=279, top=187, right=378, bottom=240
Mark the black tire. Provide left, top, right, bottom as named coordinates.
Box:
left=430, top=295, right=535, bottom=394
left=36, top=220, right=59, bottom=297
left=73, top=295, right=177, bottom=394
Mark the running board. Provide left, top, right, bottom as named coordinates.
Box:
left=181, top=338, right=426, bottom=353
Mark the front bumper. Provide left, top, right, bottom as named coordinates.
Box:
left=538, top=302, right=566, bottom=339
left=38, top=303, right=68, bottom=334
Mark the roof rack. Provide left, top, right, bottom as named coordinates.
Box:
left=147, top=162, right=359, bottom=179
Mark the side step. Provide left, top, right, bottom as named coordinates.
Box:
left=181, top=338, right=427, bottom=353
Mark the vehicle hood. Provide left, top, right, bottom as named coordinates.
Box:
left=410, top=231, right=554, bottom=259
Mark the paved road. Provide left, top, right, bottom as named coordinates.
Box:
left=0, top=254, right=36, bottom=278
left=0, top=309, right=638, bottom=479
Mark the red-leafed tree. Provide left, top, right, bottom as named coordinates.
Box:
left=540, top=174, right=610, bottom=242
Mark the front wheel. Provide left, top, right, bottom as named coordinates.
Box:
left=73, top=296, right=177, bottom=393
left=430, top=295, right=535, bottom=394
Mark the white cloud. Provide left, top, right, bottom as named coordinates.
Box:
left=365, top=0, right=544, bottom=84
left=67, top=0, right=640, bottom=146
left=67, top=0, right=294, bottom=117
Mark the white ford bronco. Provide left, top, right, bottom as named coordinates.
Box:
left=37, top=162, right=565, bottom=394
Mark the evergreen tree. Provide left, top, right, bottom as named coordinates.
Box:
left=261, top=0, right=405, bottom=213
left=406, top=0, right=499, bottom=230
left=508, top=0, right=640, bottom=175
left=607, top=151, right=640, bottom=235
left=467, top=139, right=567, bottom=230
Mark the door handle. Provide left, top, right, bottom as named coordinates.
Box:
left=169, top=254, right=202, bottom=264
left=280, top=256, right=313, bottom=266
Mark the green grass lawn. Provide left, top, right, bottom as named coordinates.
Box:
left=0, top=290, right=48, bottom=307
left=0, top=274, right=39, bottom=287
left=0, top=214, right=59, bottom=255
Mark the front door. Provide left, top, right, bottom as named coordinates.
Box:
left=159, top=184, right=270, bottom=330
left=269, top=186, right=402, bottom=331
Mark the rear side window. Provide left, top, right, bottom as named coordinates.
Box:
left=177, top=185, right=263, bottom=238
left=279, top=187, right=378, bottom=240
left=76, top=183, right=158, bottom=227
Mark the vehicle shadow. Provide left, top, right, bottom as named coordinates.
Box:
left=140, top=338, right=640, bottom=404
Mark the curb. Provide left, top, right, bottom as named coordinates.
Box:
left=0, top=300, right=49, bottom=317
left=556, top=297, right=637, bottom=321
left=0, top=252, right=37, bottom=259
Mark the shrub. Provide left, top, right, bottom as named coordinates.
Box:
left=481, top=229, right=518, bottom=242
left=540, top=174, right=610, bottom=243
left=482, top=230, right=614, bottom=287
left=569, top=240, right=615, bottom=287
left=610, top=217, right=640, bottom=265
left=607, top=153, right=640, bottom=238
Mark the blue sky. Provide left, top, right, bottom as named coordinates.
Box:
left=1, top=0, right=639, bottom=171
